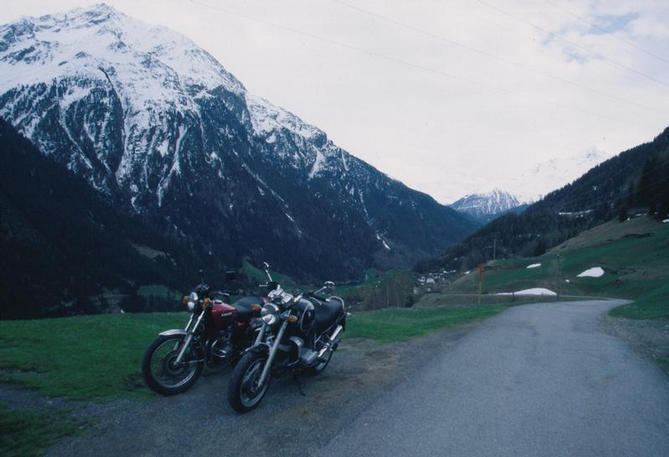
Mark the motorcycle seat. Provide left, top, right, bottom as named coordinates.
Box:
left=232, top=296, right=262, bottom=321
left=314, top=297, right=344, bottom=332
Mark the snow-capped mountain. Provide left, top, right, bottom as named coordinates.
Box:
left=450, top=189, right=525, bottom=223
left=507, top=148, right=612, bottom=202
left=0, top=4, right=476, bottom=280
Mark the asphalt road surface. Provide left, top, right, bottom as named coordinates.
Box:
left=318, top=300, right=669, bottom=457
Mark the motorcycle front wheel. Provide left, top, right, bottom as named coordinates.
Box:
left=227, top=351, right=270, bottom=413
left=142, top=335, right=204, bottom=396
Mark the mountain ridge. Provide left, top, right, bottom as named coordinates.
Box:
left=0, top=4, right=477, bottom=281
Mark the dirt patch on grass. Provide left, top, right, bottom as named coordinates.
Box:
left=601, top=315, right=669, bottom=376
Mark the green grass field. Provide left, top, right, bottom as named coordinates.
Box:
left=0, top=313, right=186, bottom=400
left=346, top=305, right=504, bottom=343
left=448, top=217, right=669, bottom=319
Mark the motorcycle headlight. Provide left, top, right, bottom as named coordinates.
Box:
left=186, top=291, right=198, bottom=311
left=261, top=303, right=279, bottom=325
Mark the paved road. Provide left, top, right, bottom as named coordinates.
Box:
left=318, top=300, right=669, bottom=457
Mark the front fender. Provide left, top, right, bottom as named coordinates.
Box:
left=159, top=329, right=188, bottom=337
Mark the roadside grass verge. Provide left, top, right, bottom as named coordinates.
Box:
left=609, top=284, right=669, bottom=319
left=346, top=305, right=504, bottom=343
left=414, top=292, right=591, bottom=308
left=0, top=313, right=185, bottom=400
left=0, top=402, right=88, bottom=457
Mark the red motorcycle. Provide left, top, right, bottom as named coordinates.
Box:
left=142, top=271, right=263, bottom=395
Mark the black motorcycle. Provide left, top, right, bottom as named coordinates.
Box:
left=227, top=264, right=346, bottom=412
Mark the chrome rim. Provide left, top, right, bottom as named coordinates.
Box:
left=149, top=338, right=199, bottom=389
left=240, top=358, right=269, bottom=408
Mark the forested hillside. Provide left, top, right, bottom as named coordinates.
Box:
left=0, top=119, right=201, bottom=318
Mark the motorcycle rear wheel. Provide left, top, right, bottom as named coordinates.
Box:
left=227, top=351, right=270, bottom=413
left=142, top=335, right=204, bottom=395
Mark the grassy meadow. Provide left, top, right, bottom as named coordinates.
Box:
left=446, top=217, right=669, bottom=319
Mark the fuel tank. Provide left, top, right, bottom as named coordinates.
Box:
left=210, top=300, right=237, bottom=329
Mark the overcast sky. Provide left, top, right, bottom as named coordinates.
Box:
left=2, top=1, right=668, bottom=203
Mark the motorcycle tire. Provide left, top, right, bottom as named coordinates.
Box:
left=142, top=334, right=204, bottom=396
left=227, top=351, right=270, bottom=413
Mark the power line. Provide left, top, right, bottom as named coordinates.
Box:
left=544, top=0, right=669, bottom=67
left=475, top=0, right=669, bottom=90
left=328, top=0, right=665, bottom=115
left=188, top=0, right=512, bottom=99
left=188, top=0, right=665, bottom=126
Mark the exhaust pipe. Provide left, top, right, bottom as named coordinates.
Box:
left=318, top=324, right=343, bottom=358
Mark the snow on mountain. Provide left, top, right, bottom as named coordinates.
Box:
left=450, top=189, right=523, bottom=222
left=507, top=148, right=612, bottom=202
left=0, top=4, right=477, bottom=279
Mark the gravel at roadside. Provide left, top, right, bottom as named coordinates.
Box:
left=601, top=314, right=669, bottom=376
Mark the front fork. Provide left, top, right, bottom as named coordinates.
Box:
left=175, top=310, right=205, bottom=365
left=258, top=320, right=288, bottom=386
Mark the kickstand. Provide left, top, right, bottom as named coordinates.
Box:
left=293, top=373, right=307, bottom=397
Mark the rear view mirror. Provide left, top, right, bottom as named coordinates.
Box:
left=324, top=281, right=335, bottom=289
left=262, top=261, right=270, bottom=271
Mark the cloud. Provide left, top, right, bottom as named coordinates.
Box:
left=0, top=0, right=667, bottom=204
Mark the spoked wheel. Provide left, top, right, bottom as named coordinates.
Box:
left=227, top=351, right=270, bottom=413
left=142, top=335, right=204, bottom=395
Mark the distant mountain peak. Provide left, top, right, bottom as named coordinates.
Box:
left=450, top=189, right=523, bottom=222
